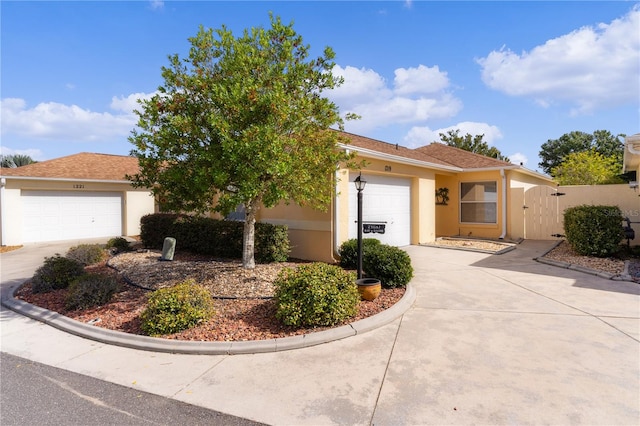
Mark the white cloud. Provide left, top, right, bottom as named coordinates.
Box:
left=149, top=1, right=164, bottom=11
left=508, top=152, right=528, bottom=167
left=0, top=93, right=155, bottom=143
left=0, top=146, right=45, bottom=161
left=403, top=122, right=503, bottom=148
left=394, top=65, right=449, bottom=95
left=110, top=92, right=157, bottom=113
left=477, top=6, right=640, bottom=114
left=329, top=64, right=462, bottom=133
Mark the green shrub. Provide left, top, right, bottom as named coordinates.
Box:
left=139, top=213, right=289, bottom=262
left=274, top=263, right=359, bottom=327
left=255, top=222, right=290, bottom=263
left=106, top=237, right=131, bottom=253
left=65, top=274, right=119, bottom=310
left=31, top=255, right=86, bottom=293
left=66, top=244, right=107, bottom=266
left=338, top=238, right=382, bottom=268
left=140, top=280, right=215, bottom=336
left=564, top=205, right=624, bottom=257
left=363, top=244, right=413, bottom=288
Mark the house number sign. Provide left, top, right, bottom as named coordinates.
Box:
left=363, top=223, right=386, bottom=234
left=73, top=184, right=85, bottom=189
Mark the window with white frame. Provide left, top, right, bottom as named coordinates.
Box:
left=460, top=181, right=497, bottom=224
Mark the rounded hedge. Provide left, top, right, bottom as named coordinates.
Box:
left=140, top=280, right=215, bottom=336
left=31, top=255, right=86, bottom=294
left=362, top=245, right=413, bottom=288
left=106, top=237, right=131, bottom=254
left=66, top=244, right=107, bottom=266
left=65, top=273, right=119, bottom=310
left=564, top=205, right=624, bottom=257
left=338, top=238, right=382, bottom=269
left=274, top=263, right=359, bottom=327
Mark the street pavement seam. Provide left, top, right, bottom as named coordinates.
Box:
left=368, top=312, right=406, bottom=426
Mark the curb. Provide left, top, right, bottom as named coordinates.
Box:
left=1, top=281, right=416, bottom=355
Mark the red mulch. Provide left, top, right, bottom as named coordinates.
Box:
left=15, top=260, right=405, bottom=342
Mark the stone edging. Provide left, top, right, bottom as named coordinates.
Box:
left=1, top=281, right=416, bottom=355
left=534, top=240, right=634, bottom=282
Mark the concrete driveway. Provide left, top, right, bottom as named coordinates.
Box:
left=1, top=239, right=639, bottom=425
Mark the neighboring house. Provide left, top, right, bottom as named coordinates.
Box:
left=623, top=133, right=640, bottom=180
left=257, top=132, right=555, bottom=262
left=0, top=153, right=155, bottom=246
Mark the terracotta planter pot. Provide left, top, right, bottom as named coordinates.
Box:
left=356, top=278, right=381, bottom=301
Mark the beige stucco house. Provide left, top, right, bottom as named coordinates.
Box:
left=0, top=153, right=155, bottom=246
left=257, top=132, right=555, bottom=262
left=0, top=133, right=556, bottom=260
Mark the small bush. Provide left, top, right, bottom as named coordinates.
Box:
left=65, top=274, right=119, bottom=310
left=66, top=244, right=106, bottom=266
left=106, top=237, right=131, bottom=253
left=363, top=244, right=413, bottom=288
left=338, top=238, right=382, bottom=268
left=31, top=255, right=85, bottom=293
left=564, top=205, right=624, bottom=257
left=274, top=263, right=359, bottom=327
left=140, top=280, right=215, bottom=336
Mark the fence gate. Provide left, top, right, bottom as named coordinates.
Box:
left=523, top=185, right=564, bottom=239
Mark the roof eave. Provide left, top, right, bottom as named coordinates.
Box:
left=0, top=175, right=133, bottom=184
left=339, top=143, right=462, bottom=172
left=461, top=165, right=554, bottom=181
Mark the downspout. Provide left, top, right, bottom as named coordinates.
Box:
left=332, top=168, right=341, bottom=261
left=499, top=169, right=507, bottom=240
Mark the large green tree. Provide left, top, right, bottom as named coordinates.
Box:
left=439, top=129, right=510, bottom=161
left=129, top=15, right=355, bottom=268
left=551, top=150, right=624, bottom=185
left=538, top=130, right=625, bottom=176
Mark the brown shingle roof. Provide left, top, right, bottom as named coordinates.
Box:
left=414, top=143, right=512, bottom=169
left=340, top=132, right=458, bottom=168
left=0, top=153, right=139, bottom=181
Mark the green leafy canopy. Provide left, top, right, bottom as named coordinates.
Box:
left=128, top=14, right=357, bottom=268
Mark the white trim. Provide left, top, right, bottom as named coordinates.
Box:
left=338, top=143, right=461, bottom=172
left=499, top=169, right=507, bottom=239
left=0, top=178, right=6, bottom=246
left=0, top=175, right=132, bottom=184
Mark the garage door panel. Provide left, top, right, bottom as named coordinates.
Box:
left=22, top=191, right=122, bottom=243
left=348, top=174, right=411, bottom=247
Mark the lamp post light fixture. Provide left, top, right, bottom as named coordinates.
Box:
left=354, top=173, right=367, bottom=279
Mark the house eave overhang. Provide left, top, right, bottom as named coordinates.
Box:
left=0, top=175, right=133, bottom=185
left=623, top=134, right=640, bottom=173
left=339, top=143, right=462, bottom=173
left=461, top=165, right=553, bottom=181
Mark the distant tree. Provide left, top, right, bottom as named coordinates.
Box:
left=129, top=15, right=356, bottom=269
left=439, top=129, right=510, bottom=161
left=0, top=154, right=36, bottom=168
left=551, top=150, right=624, bottom=185
left=538, top=130, right=625, bottom=176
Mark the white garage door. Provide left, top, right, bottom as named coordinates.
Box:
left=22, top=191, right=122, bottom=243
left=348, top=174, right=411, bottom=247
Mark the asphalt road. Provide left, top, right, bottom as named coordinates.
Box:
left=0, top=352, right=264, bottom=426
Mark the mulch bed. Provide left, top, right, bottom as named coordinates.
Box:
left=15, top=255, right=405, bottom=342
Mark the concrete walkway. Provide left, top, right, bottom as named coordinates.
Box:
left=1, top=240, right=639, bottom=425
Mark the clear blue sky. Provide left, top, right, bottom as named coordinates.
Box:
left=2, top=1, right=638, bottom=172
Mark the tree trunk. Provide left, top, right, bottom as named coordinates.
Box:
left=242, top=199, right=258, bottom=269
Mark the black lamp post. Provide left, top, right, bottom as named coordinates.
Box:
left=354, top=173, right=367, bottom=279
